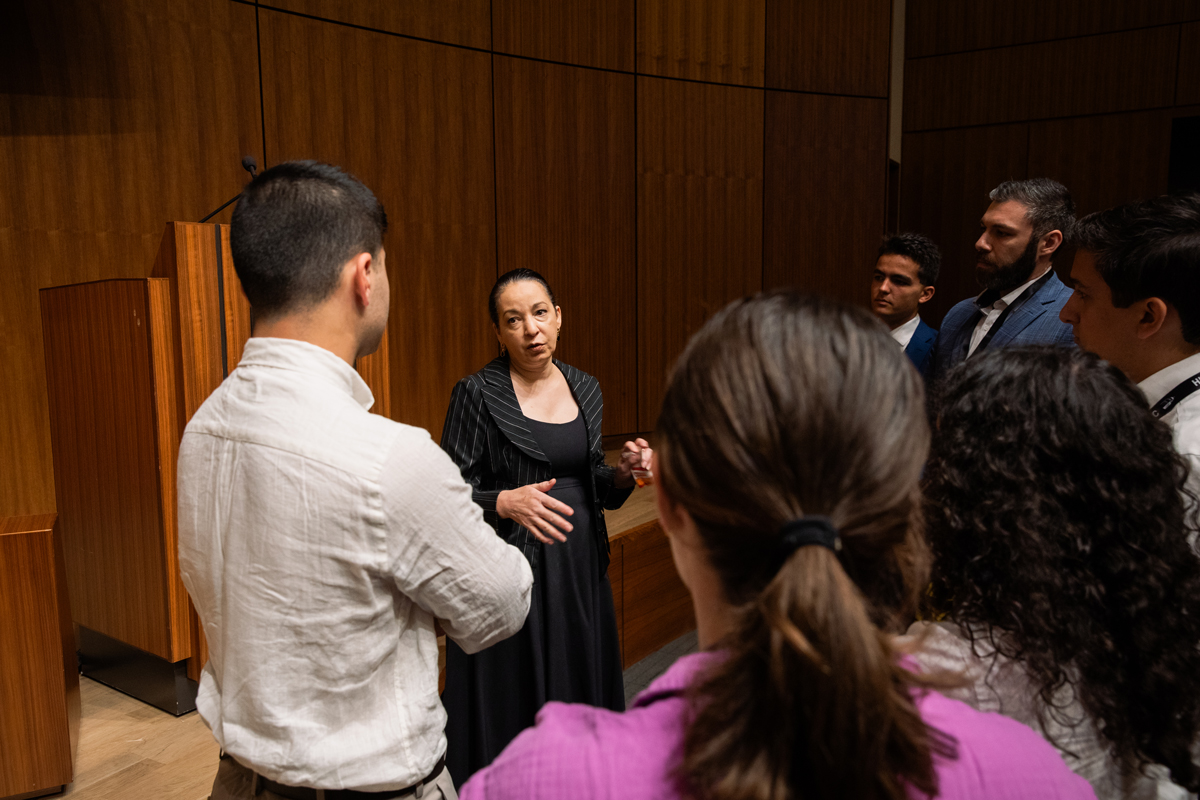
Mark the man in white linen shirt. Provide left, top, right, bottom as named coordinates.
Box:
left=178, top=160, right=533, bottom=800
left=869, top=232, right=941, bottom=379
left=1059, top=192, right=1200, bottom=550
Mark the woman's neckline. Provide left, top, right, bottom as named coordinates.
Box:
left=523, top=407, right=581, bottom=426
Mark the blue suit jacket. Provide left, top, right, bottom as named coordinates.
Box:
left=904, top=318, right=938, bottom=379
left=928, top=271, right=1076, bottom=384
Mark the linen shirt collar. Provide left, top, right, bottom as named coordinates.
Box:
left=890, top=314, right=921, bottom=348
left=239, top=336, right=375, bottom=410
left=1138, top=350, right=1200, bottom=408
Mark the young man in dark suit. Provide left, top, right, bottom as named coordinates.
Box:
left=870, top=233, right=940, bottom=378
left=927, top=178, right=1076, bottom=383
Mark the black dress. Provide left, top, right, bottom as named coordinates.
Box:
left=443, top=408, right=625, bottom=786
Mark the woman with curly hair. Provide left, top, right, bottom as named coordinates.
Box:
left=460, top=293, right=1092, bottom=800
left=913, top=345, right=1200, bottom=799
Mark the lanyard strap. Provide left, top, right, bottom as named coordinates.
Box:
left=974, top=270, right=1054, bottom=354
left=1150, top=373, right=1200, bottom=418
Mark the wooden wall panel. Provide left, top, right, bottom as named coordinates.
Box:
left=259, top=9, right=496, bottom=440
left=0, top=515, right=79, bottom=798
left=899, top=124, right=1029, bottom=326
left=763, top=93, right=888, bottom=303
left=619, top=521, right=695, bottom=668
left=1180, top=23, right=1200, bottom=106
left=270, top=0, right=490, bottom=49
left=494, top=0, right=635, bottom=72
left=494, top=57, right=637, bottom=435
left=907, top=0, right=1200, bottom=58
left=40, top=281, right=179, bottom=660
left=637, top=77, right=763, bottom=430
left=905, top=27, right=1179, bottom=132
left=637, top=0, right=766, bottom=87
left=1028, top=111, right=1174, bottom=218
left=0, top=0, right=262, bottom=518
left=766, top=0, right=891, bottom=97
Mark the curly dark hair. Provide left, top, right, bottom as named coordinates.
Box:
left=924, top=345, right=1200, bottom=792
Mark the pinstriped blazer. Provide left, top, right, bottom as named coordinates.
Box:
left=440, top=356, right=633, bottom=572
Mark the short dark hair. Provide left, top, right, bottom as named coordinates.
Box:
left=488, top=268, right=557, bottom=326
left=989, top=178, right=1075, bottom=248
left=1075, top=193, right=1200, bottom=344
left=926, top=345, right=1200, bottom=792
left=230, top=160, right=387, bottom=317
left=877, top=232, right=941, bottom=286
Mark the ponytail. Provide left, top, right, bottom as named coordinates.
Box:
left=654, top=292, right=956, bottom=800
left=680, top=522, right=953, bottom=800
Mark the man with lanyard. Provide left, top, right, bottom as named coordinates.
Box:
left=927, top=178, right=1076, bottom=384
left=178, top=161, right=534, bottom=800
left=1060, top=192, right=1200, bottom=548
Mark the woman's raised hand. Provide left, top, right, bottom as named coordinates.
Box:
left=496, top=480, right=574, bottom=545
left=614, top=438, right=653, bottom=488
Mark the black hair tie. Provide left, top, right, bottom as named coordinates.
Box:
left=776, top=516, right=842, bottom=564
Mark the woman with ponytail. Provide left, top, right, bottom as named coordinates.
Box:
left=460, top=291, right=1092, bottom=800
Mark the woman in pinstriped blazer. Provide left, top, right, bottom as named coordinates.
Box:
left=439, top=268, right=652, bottom=786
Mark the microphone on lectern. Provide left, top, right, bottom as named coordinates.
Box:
left=199, top=156, right=260, bottom=223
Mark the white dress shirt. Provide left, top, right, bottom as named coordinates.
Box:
left=967, top=269, right=1049, bottom=357
left=178, top=337, right=533, bottom=791
left=905, top=622, right=1188, bottom=800
left=890, top=314, right=921, bottom=349
left=1139, top=350, right=1200, bottom=551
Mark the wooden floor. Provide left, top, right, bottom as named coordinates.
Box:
left=56, top=678, right=218, bottom=800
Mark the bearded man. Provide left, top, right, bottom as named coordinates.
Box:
left=927, top=179, right=1077, bottom=383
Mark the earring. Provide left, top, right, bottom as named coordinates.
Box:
left=500, top=343, right=507, bottom=356
left=557, top=327, right=562, bottom=340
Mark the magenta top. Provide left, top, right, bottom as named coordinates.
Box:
left=460, top=652, right=1096, bottom=800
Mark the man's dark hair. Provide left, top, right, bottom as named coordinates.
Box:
left=877, top=233, right=941, bottom=286
left=1075, top=193, right=1200, bottom=344
left=230, top=160, right=387, bottom=317
left=989, top=178, right=1075, bottom=249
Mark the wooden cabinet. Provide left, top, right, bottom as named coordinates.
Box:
left=0, top=514, right=79, bottom=799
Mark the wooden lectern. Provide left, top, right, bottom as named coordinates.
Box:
left=0, top=514, right=79, bottom=800
left=40, top=223, right=390, bottom=714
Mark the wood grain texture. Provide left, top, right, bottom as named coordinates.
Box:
left=906, top=0, right=1200, bottom=58
left=637, top=77, right=763, bottom=430
left=898, top=124, right=1030, bottom=326
left=1179, top=23, right=1200, bottom=106
left=259, top=8, right=496, bottom=440
left=269, top=0, right=490, bottom=49
left=904, top=26, right=1180, bottom=131
left=763, top=92, right=889, bottom=304
left=40, top=280, right=183, bottom=662
left=1028, top=110, right=1175, bottom=218
left=219, top=224, right=253, bottom=373
left=0, top=0, right=262, bottom=519
left=766, top=0, right=891, bottom=96
left=0, top=515, right=79, bottom=798
left=494, top=0, right=635, bottom=71
left=357, top=328, right=393, bottom=419
left=494, top=57, right=638, bottom=435
left=637, top=0, right=766, bottom=87
left=615, top=520, right=695, bottom=668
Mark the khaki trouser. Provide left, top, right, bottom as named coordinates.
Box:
left=209, top=755, right=458, bottom=800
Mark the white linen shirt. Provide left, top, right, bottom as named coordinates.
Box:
left=890, top=314, right=921, bottom=349
left=1139, top=351, right=1200, bottom=551
left=178, top=337, right=533, bottom=791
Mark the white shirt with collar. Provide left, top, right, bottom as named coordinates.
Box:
left=177, top=337, right=533, bottom=791
left=968, top=269, right=1049, bottom=357
left=1139, top=350, right=1200, bottom=551
left=890, top=314, right=921, bottom=349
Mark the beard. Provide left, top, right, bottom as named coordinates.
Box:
left=975, top=234, right=1040, bottom=293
